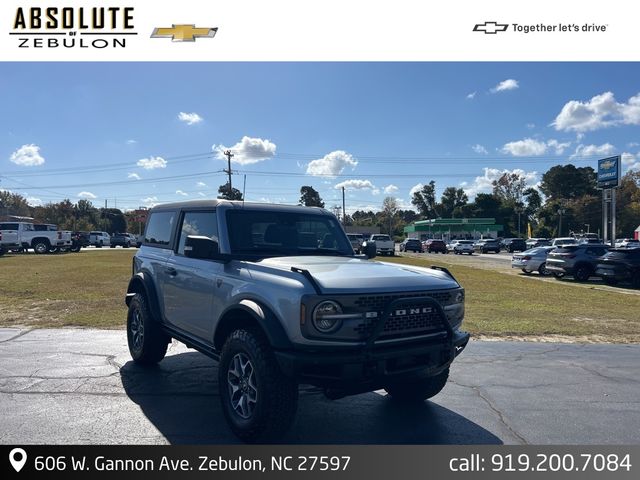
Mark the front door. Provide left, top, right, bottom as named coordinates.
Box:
left=162, top=210, right=221, bottom=341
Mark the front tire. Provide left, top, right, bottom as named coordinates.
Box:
left=385, top=368, right=449, bottom=402
left=574, top=265, right=592, bottom=282
left=538, top=263, right=550, bottom=276
left=126, top=293, right=168, bottom=365
left=219, top=328, right=298, bottom=443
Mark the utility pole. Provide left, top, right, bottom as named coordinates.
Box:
left=223, top=150, right=234, bottom=191
left=342, top=186, right=346, bottom=224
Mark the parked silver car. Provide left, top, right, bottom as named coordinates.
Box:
left=511, top=246, right=555, bottom=275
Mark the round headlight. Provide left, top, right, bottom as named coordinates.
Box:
left=312, top=301, right=343, bottom=333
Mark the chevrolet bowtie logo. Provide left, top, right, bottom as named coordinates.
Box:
left=151, top=24, right=218, bottom=42
left=600, top=160, right=615, bottom=169
left=473, top=21, right=509, bottom=34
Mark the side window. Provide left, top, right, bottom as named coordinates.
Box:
left=177, top=211, right=218, bottom=255
left=144, top=211, right=176, bottom=246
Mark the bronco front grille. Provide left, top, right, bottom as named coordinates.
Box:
left=354, top=309, right=446, bottom=339
left=353, top=291, right=452, bottom=310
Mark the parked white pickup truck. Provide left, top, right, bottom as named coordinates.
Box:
left=368, top=234, right=395, bottom=256
left=0, top=222, right=72, bottom=254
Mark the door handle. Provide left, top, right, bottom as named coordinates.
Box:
left=165, top=267, right=178, bottom=277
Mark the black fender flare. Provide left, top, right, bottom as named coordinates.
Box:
left=125, top=272, right=162, bottom=322
left=214, top=300, right=292, bottom=351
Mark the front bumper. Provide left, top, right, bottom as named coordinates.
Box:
left=275, top=329, right=470, bottom=390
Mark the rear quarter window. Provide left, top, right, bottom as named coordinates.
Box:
left=144, top=211, right=177, bottom=247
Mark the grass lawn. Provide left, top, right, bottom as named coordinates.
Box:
left=384, top=256, right=640, bottom=343
left=0, top=250, right=134, bottom=329
left=1, top=250, right=639, bottom=342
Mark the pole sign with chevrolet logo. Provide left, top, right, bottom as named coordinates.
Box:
left=597, top=155, right=621, bottom=189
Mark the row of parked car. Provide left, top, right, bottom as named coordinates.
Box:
left=512, top=242, right=640, bottom=288
left=0, top=221, right=141, bottom=255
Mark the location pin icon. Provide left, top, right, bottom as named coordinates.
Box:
left=9, top=448, right=27, bottom=473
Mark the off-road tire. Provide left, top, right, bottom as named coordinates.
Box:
left=33, top=240, right=50, bottom=255
left=126, top=293, right=168, bottom=365
left=385, top=367, right=449, bottom=402
left=218, top=328, right=298, bottom=443
left=574, top=265, right=592, bottom=282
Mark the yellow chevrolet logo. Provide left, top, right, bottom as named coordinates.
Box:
left=151, top=24, right=218, bottom=42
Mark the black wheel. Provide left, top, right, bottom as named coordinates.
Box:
left=521, top=268, right=532, bottom=275
left=70, top=245, right=81, bottom=253
left=553, top=272, right=565, bottom=279
left=538, top=263, right=550, bottom=276
left=385, top=368, right=449, bottom=402
left=0, top=248, right=5, bottom=257
left=126, top=293, right=169, bottom=365
left=110, top=244, right=116, bottom=248
left=574, top=265, right=592, bottom=282
left=33, top=240, right=50, bottom=255
left=219, top=328, right=298, bottom=443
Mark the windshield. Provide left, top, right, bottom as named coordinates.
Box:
left=372, top=235, right=390, bottom=241
left=226, top=209, right=353, bottom=257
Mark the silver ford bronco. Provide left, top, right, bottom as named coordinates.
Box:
left=125, top=200, right=469, bottom=442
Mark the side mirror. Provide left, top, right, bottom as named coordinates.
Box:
left=184, top=235, right=227, bottom=261
left=362, top=241, right=377, bottom=259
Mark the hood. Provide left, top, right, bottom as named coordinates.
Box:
left=258, top=256, right=460, bottom=293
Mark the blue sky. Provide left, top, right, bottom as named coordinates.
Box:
left=1, top=62, right=639, bottom=212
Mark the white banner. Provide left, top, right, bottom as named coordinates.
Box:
left=0, top=0, right=638, bottom=61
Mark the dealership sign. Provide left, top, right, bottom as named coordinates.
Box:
left=597, top=155, right=620, bottom=189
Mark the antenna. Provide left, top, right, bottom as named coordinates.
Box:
left=242, top=174, right=247, bottom=207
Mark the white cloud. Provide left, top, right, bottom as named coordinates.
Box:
left=334, top=179, right=375, bottom=190
left=196, top=181, right=207, bottom=188
left=553, top=91, right=640, bottom=132
left=501, top=138, right=571, bottom=156
left=126, top=139, right=137, bottom=145
left=26, top=197, right=42, bottom=206
left=570, top=143, right=616, bottom=159
left=127, top=172, right=141, bottom=180
left=137, top=156, right=167, bottom=170
left=383, top=184, right=398, bottom=194
left=472, top=144, right=488, bottom=155
left=462, top=168, right=538, bottom=198
left=621, top=152, right=640, bottom=171
left=142, top=196, right=159, bottom=207
left=176, top=190, right=188, bottom=196
left=466, top=91, right=476, bottom=100
left=546, top=139, right=572, bottom=155
left=627, top=142, right=639, bottom=148
left=409, top=183, right=424, bottom=196
left=10, top=144, right=45, bottom=166
left=213, top=136, right=277, bottom=165
left=77, top=191, right=97, bottom=199
left=371, top=188, right=381, bottom=195
left=526, top=123, right=536, bottom=130
left=491, top=79, right=519, bottom=93
left=501, top=138, right=547, bottom=156
left=306, top=150, right=358, bottom=177
left=178, top=112, right=203, bottom=125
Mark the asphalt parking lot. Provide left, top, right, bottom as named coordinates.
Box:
left=1, top=328, right=638, bottom=445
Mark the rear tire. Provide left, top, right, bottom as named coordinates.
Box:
left=521, top=268, right=532, bottom=275
left=385, top=368, right=449, bottom=402
left=33, top=240, right=50, bottom=255
left=553, top=272, right=565, bottom=279
left=538, top=263, right=550, bottom=276
left=219, top=328, right=298, bottom=443
left=126, top=293, right=168, bottom=365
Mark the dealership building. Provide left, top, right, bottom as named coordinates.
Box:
left=404, top=218, right=503, bottom=241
